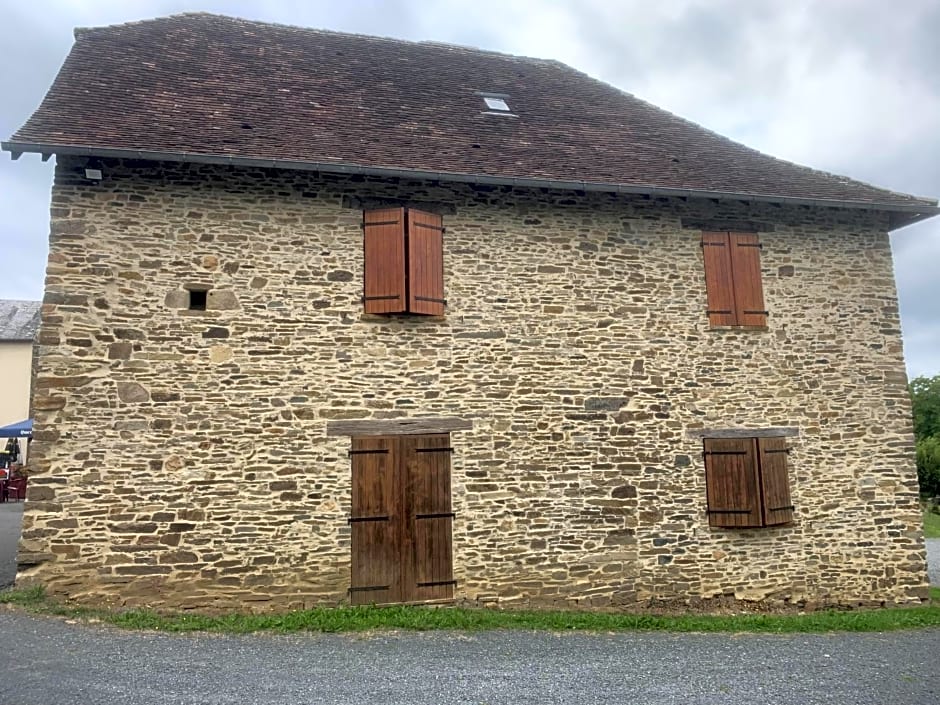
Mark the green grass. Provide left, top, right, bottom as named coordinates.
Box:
left=3, top=586, right=940, bottom=635
left=923, top=506, right=940, bottom=538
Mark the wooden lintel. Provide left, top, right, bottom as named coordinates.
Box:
left=327, top=417, right=473, bottom=437
left=685, top=427, right=799, bottom=440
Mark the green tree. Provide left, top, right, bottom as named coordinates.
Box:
left=909, top=374, right=940, bottom=497
left=916, top=436, right=940, bottom=498
left=910, top=375, right=940, bottom=439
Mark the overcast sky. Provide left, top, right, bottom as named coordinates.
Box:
left=1, top=0, right=937, bottom=377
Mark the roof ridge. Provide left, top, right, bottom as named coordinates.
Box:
left=0, top=298, right=42, bottom=306
left=74, top=12, right=558, bottom=66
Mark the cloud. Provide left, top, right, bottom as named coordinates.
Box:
left=1, top=0, right=937, bottom=376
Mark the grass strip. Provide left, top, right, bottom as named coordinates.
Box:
left=3, top=586, right=940, bottom=635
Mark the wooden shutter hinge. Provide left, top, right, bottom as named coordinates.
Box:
left=361, top=220, right=400, bottom=228
left=737, top=242, right=763, bottom=249
left=706, top=309, right=733, bottom=315
left=348, top=515, right=390, bottom=523
left=700, top=242, right=726, bottom=247
left=412, top=221, right=446, bottom=233
left=703, top=450, right=748, bottom=456
left=767, top=505, right=795, bottom=511
left=764, top=448, right=791, bottom=454
left=742, top=310, right=769, bottom=315
left=349, top=448, right=390, bottom=456
left=415, top=512, right=456, bottom=519
left=414, top=296, right=447, bottom=305
left=417, top=580, right=457, bottom=587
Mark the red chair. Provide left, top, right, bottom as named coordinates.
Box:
left=6, top=477, right=26, bottom=502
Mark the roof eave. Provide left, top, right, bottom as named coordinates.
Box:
left=4, top=140, right=938, bottom=230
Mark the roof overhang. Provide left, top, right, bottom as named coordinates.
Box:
left=4, top=140, right=938, bottom=230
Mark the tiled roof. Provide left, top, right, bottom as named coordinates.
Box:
left=5, top=13, right=937, bottom=217
left=0, top=300, right=41, bottom=341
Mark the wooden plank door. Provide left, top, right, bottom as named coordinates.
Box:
left=401, top=434, right=455, bottom=602
left=349, top=434, right=455, bottom=604
left=349, top=436, right=401, bottom=605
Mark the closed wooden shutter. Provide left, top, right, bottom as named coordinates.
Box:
left=729, top=232, right=767, bottom=327
left=407, top=209, right=445, bottom=316
left=363, top=208, right=406, bottom=314
left=401, top=434, right=455, bottom=601
left=701, top=232, right=736, bottom=327
left=349, top=436, right=400, bottom=605
left=703, top=438, right=762, bottom=528
left=757, top=437, right=794, bottom=526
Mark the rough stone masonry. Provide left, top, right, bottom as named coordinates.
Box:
left=18, top=157, right=928, bottom=610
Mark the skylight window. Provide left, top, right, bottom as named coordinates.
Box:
left=477, top=92, right=517, bottom=118
left=483, top=96, right=510, bottom=112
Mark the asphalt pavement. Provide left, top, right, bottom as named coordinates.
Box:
left=0, top=609, right=937, bottom=705
left=927, top=539, right=940, bottom=586
left=0, top=501, right=23, bottom=588
left=0, top=504, right=939, bottom=704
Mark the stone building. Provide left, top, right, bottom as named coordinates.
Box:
left=0, top=300, right=41, bottom=431
left=3, top=13, right=938, bottom=611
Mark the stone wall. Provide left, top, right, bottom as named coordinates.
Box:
left=19, top=157, right=928, bottom=610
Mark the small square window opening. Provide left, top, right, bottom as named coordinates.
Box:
left=188, top=289, right=208, bottom=311
left=483, top=96, right=510, bottom=112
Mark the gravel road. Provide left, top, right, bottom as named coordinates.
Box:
left=0, top=609, right=937, bottom=705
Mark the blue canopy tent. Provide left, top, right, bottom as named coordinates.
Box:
left=0, top=419, right=32, bottom=438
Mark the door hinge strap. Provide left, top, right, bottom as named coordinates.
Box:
left=349, top=449, right=389, bottom=456
left=348, top=515, right=390, bottom=523
left=707, top=509, right=754, bottom=514
left=348, top=585, right=391, bottom=592
left=415, top=512, right=455, bottom=520
left=768, top=505, right=795, bottom=511
left=415, top=447, right=455, bottom=453
left=764, top=448, right=791, bottom=454
left=417, top=580, right=457, bottom=587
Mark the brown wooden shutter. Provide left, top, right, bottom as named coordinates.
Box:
left=349, top=436, right=401, bottom=605
left=728, top=232, right=767, bottom=327
left=401, top=434, right=455, bottom=602
left=703, top=438, right=762, bottom=528
left=701, top=232, right=737, bottom=326
left=363, top=208, right=406, bottom=314
left=407, top=209, right=445, bottom=316
left=757, top=437, right=794, bottom=526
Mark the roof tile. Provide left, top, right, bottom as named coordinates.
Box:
left=6, top=13, right=937, bottom=212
